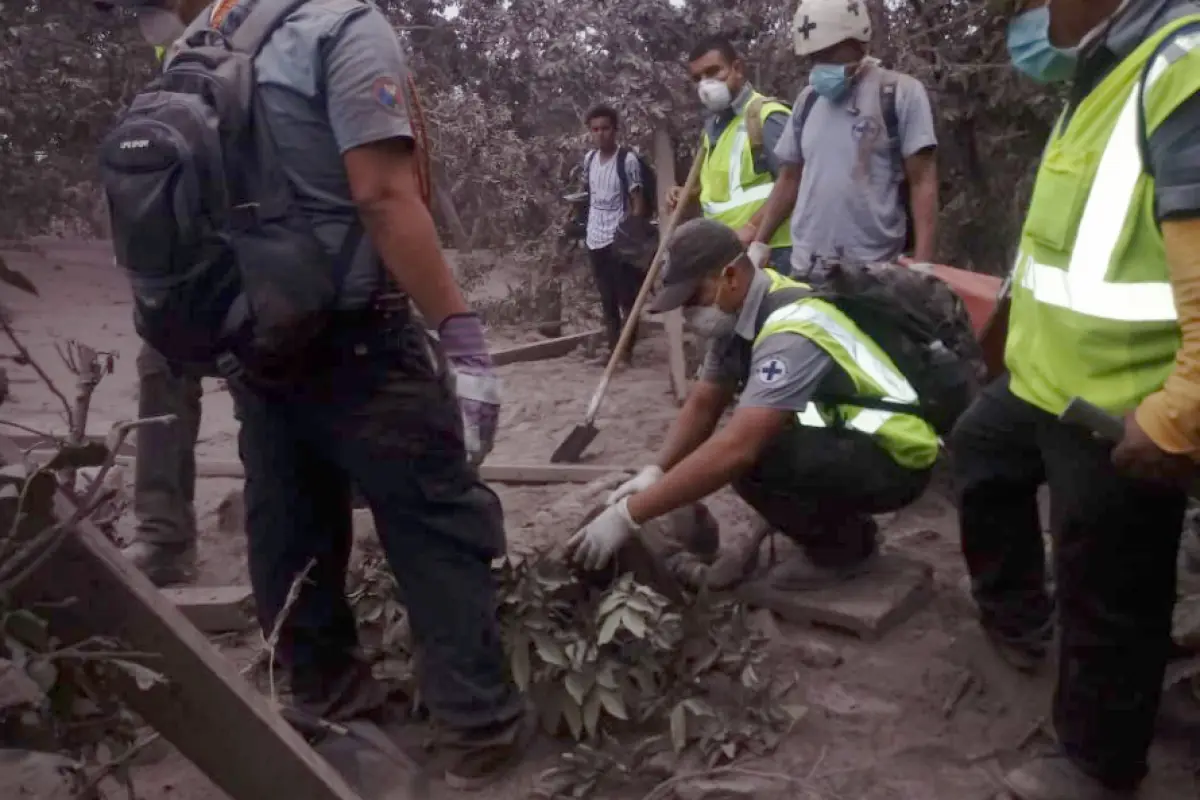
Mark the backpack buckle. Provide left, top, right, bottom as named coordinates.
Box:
left=215, top=352, right=244, bottom=379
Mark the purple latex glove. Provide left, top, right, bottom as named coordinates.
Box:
left=438, top=313, right=501, bottom=465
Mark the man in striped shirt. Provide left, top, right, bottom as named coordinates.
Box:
left=582, top=105, right=647, bottom=362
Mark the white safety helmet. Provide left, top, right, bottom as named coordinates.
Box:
left=792, top=0, right=873, bottom=57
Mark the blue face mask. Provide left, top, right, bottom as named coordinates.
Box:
left=1007, top=6, right=1079, bottom=84
left=809, top=64, right=852, bottom=102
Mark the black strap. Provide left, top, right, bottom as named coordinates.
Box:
left=615, top=146, right=630, bottom=212
left=334, top=218, right=365, bottom=293
left=814, top=392, right=922, bottom=416
left=794, top=89, right=820, bottom=156
left=229, top=0, right=313, bottom=55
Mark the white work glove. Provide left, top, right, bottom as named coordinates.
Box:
left=437, top=313, right=501, bottom=466
left=606, top=465, right=663, bottom=506
left=567, top=497, right=640, bottom=571
left=747, top=241, right=771, bottom=269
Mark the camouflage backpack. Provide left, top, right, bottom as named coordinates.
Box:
left=807, top=259, right=985, bottom=437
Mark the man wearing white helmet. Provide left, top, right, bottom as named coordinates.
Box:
left=751, top=0, right=939, bottom=279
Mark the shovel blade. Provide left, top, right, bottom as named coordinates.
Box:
left=551, top=423, right=598, bottom=463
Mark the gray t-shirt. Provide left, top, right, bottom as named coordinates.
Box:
left=774, top=66, right=936, bottom=274
left=701, top=332, right=838, bottom=411
left=181, top=0, right=415, bottom=308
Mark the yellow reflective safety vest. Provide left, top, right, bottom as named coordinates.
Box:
left=699, top=93, right=792, bottom=248
left=755, top=271, right=940, bottom=470
left=154, top=45, right=166, bottom=61
left=1006, top=15, right=1200, bottom=416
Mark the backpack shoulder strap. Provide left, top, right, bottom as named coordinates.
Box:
left=879, top=73, right=900, bottom=143
left=791, top=88, right=820, bottom=160
left=745, top=96, right=766, bottom=152
left=615, top=147, right=630, bottom=209
left=228, top=0, right=313, bottom=55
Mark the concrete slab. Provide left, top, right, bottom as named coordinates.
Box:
left=734, top=553, right=934, bottom=640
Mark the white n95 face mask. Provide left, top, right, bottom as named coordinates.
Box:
left=697, top=79, right=733, bottom=112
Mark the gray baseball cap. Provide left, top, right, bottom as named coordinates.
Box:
left=647, top=218, right=746, bottom=313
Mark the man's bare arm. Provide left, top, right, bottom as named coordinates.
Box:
left=656, top=380, right=735, bottom=471
left=905, top=149, right=938, bottom=263
left=344, top=138, right=468, bottom=328
left=752, top=163, right=801, bottom=245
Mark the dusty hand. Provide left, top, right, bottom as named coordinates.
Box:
left=607, top=465, right=663, bottom=505
left=1112, top=411, right=1194, bottom=487
left=735, top=224, right=758, bottom=247
left=438, top=313, right=501, bottom=467
left=566, top=498, right=640, bottom=571
left=666, top=186, right=684, bottom=213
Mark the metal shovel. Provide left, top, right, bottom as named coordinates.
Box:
left=550, top=153, right=704, bottom=463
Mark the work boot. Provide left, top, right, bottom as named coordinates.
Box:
left=1001, top=755, right=1137, bottom=799
left=121, top=540, right=196, bottom=587
left=441, top=707, right=538, bottom=790
left=767, top=517, right=878, bottom=591
left=767, top=548, right=878, bottom=591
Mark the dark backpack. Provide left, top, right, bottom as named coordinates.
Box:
left=98, top=0, right=360, bottom=382
left=775, top=261, right=983, bottom=436
left=795, top=74, right=916, bottom=254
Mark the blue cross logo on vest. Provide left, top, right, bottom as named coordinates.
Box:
left=756, top=357, right=788, bottom=384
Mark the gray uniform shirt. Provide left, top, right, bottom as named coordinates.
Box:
left=181, top=0, right=415, bottom=308
left=774, top=66, right=936, bottom=273
left=699, top=270, right=852, bottom=412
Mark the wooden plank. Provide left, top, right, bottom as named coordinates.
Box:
left=0, top=437, right=365, bottom=800
left=734, top=554, right=934, bottom=641
left=653, top=126, right=690, bottom=404
left=491, top=330, right=603, bottom=366
left=161, top=585, right=255, bottom=634
left=30, top=451, right=634, bottom=486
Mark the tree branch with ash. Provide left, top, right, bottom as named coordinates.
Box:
left=0, top=262, right=170, bottom=797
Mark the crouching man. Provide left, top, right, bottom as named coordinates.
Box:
left=567, top=218, right=937, bottom=586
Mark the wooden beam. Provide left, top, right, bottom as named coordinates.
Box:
left=160, top=585, right=255, bottom=634
left=29, top=451, right=634, bottom=486
left=0, top=436, right=364, bottom=800
left=491, top=330, right=603, bottom=367
left=653, top=126, right=690, bottom=404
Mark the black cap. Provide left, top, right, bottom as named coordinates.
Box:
left=647, top=218, right=745, bottom=313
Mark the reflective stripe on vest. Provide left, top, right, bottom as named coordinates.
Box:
left=1006, top=15, right=1200, bottom=416
left=701, top=123, right=775, bottom=216
left=756, top=283, right=939, bottom=470
left=699, top=94, right=792, bottom=248
left=1013, top=37, right=1200, bottom=323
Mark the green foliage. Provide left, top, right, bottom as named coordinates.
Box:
left=351, top=549, right=806, bottom=798
left=3, top=0, right=1055, bottom=277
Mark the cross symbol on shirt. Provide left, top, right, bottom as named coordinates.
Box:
left=847, top=1, right=860, bottom=15
left=760, top=361, right=784, bottom=381
left=796, top=15, right=817, bottom=39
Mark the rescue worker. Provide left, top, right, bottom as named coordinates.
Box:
left=568, top=218, right=937, bottom=587
left=93, top=0, right=204, bottom=588
left=752, top=0, right=939, bottom=281
left=117, top=0, right=532, bottom=787
left=667, top=36, right=794, bottom=274
left=951, top=1, right=1200, bottom=797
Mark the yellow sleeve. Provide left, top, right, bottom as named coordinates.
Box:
left=1135, top=217, right=1200, bottom=456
